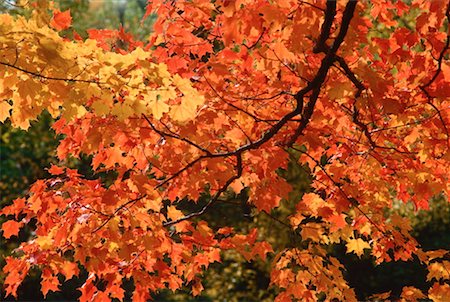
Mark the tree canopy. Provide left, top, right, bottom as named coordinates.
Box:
left=1, top=0, right=450, bottom=301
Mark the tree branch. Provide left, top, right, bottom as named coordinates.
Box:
left=0, top=61, right=102, bottom=84
left=287, top=0, right=358, bottom=146
left=421, top=0, right=450, bottom=89
left=163, top=154, right=243, bottom=226
left=313, top=1, right=336, bottom=54
left=143, top=114, right=213, bottom=156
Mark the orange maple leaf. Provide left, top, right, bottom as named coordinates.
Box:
left=50, top=9, right=72, bottom=31
left=60, top=261, right=79, bottom=281
left=41, top=276, right=60, bottom=297
left=1, top=220, right=22, bottom=239
left=48, top=164, right=65, bottom=175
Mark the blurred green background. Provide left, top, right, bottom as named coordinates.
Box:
left=1, top=1, right=449, bottom=301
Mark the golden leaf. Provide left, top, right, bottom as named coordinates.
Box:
left=0, top=101, right=12, bottom=122
left=346, top=238, right=370, bottom=257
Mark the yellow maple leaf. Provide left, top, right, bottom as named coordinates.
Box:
left=427, top=261, right=450, bottom=281
left=167, top=206, right=184, bottom=221
left=149, top=98, right=170, bottom=120
left=0, top=101, right=12, bottom=122
left=169, top=103, right=191, bottom=122
left=62, top=102, right=87, bottom=120
left=129, top=99, right=147, bottom=116
left=346, top=238, right=370, bottom=257
left=169, top=95, right=205, bottom=123
left=173, top=74, right=196, bottom=96
left=400, top=286, right=425, bottom=301
left=108, top=241, right=120, bottom=253
left=36, top=235, right=53, bottom=250
left=10, top=109, right=31, bottom=130
left=91, top=100, right=110, bottom=116
left=111, top=102, right=133, bottom=121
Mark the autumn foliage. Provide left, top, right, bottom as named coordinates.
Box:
left=1, top=0, right=450, bottom=301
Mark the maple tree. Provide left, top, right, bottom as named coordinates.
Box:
left=1, top=0, right=450, bottom=301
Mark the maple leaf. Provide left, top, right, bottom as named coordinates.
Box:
left=169, top=98, right=203, bottom=123
left=48, top=164, right=65, bottom=175
left=251, top=241, right=273, bottom=261
left=3, top=257, right=29, bottom=298
left=192, top=279, right=204, bottom=296
left=1, top=220, right=22, bottom=239
left=346, top=238, right=371, bottom=257
left=149, top=98, right=170, bottom=120
left=36, top=235, right=54, bottom=250
left=41, top=275, right=60, bottom=297
left=0, top=198, right=25, bottom=219
left=79, top=275, right=96, bottom=302
left=428, top=283, right=450, bottom=302
left=50, top=9, right=72, bottom=31
left=301, top=224, right=323, bottom=242
left=427, top=261, right=450, bottom=281
left=0, top=101, right=12, bottom=122
left=401, top=286, right=426, bottom=301
left=326, top=214, right=347, bottom=232
left=327, top=80, right=354, bottom=100
left=301, top=192, right=332, bottom=217
left=91, top=100, right=110, bottom=116
left=60, top=261, right=80, bottom=280
left=107, top=283, right=125, bottom=300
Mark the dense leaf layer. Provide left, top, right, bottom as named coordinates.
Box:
left=1, top=0, right=450, bottom=301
